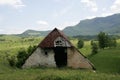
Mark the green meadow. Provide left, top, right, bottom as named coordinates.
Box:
left=0, top=35, right=120, bottom=80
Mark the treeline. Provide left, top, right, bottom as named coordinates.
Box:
left=73, top=35, right=97, bottom=40
left=73, top=34, right=120, bottom=40
left=98, top=32, right=117, bottom=49
left=77, top=32, right=117, bottom=56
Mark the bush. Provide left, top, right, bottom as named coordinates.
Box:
left=0, top=39, right=5, bottom=41
left=27, top=45, right=37, bottom=56
left=16, top=48, right=28, bottom=68
left=7, top=56, right=16, bottom=67
left=16, top=45, right=37, bottom=68
left=77, top=39, right=84, bottom=49
left=91, top=40, right=94, bottom=46
left=98, top=32, right=117, bottom=49
left=108, top=38, right=117, bottom=48
left=91, top=43, right=98, bottom=55
left=98, top=32, right=109, bottom=49
left=7, top=45, right=39, bottom=68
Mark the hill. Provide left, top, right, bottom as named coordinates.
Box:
left=18, top=13, right=120, bottom=37
left=63, top=13, right=120, bottom=36
left=17, top=29, right=50, bottom=37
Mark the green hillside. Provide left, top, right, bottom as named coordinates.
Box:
left=0, top=35, right=120, bottom=80
left=63, top=13, right=120, bottom=36
left=17, top=29, right=50, bottom=37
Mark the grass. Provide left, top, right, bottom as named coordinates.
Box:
left=70, top=39, right=92, bottom=56
left=0, top=68, right=120, bottom=80
left=80, top=41, right=92, bottom=56
left=0, top=36, right=42, bottom=57
left=90, top=48, right=120, bottom=74
left=0, top=35, right=120, bottom=80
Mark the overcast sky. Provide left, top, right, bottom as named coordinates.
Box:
left=0, top=0, right=120, bottom=34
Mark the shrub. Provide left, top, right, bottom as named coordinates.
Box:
left=16, top=48, right=28, bottom=68
left=0, top=39, right=5, bottom=41
left=16, top=45, right=37, bottom=68
left=77, top=39, right=84, bottom=49
left=27, top=45, right=37, bottom=56
left=108, top=38, right=117, bottom=48
left=98, top=32, right=109, bottom=49
left=91, top=43, right=98, bottom=55
left=7, top=56, right=16, bottom=67
left=91, top=40, right=94, bottom=46
left=98, top=32, right=117, bottom=49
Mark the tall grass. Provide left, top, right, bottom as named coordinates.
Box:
left=0, top=35, right=120, bottom=80
left=0, top=68, right=120, bottom=80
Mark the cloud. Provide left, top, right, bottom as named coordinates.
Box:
left=56, top=21, right=79, bottom=30
left=101, top=13, right=113, bottom=17
left=0, top=29, right=3, bottom=32
left=36, top=20, right=49, bottom=25
left=35, top=20, right=51, bottom=31
left=80, top=0, right=98, bottom=12
left=0, top=27, right=25, bottom=34
left=0, top=15, right=3, bottom=22
left=53, top=0, right=68, bottom=3
left=0, top=0, right=25, bottom=9
left=53, top=0, right=61, bottom=2
left=85, top=16, right=97, bottom=19
left=111, top=0, right=120, bottom=13
left=53, top=6, right=71, bottom=18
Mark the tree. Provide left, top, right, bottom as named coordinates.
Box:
left=108, top=37, right=117, bottom=48
left=16, top=48, right=28, bottom=68
left=16, top=45, right=37, bottom=68
left=91, top=43, right=98, bottom=55
left=77, top=39, right=84, bottom=49
left=7, top=56, right=16, bottom=67
left=112, top=38, right=117, bottom=47
left=98, top=32, right=109, bottom=49
left=98, top=32, right=117, bottom=49
left=7, top=45, right=37, bottom=68
left=91, top=40, right=94, bottom=46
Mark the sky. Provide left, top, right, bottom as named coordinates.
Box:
left=0, top=0, right=120, bottom=34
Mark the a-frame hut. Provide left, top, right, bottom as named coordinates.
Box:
left=23, top=28, right=95, bottom=69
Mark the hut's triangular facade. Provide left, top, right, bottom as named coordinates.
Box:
left=23, top=28, right=94, bottom=69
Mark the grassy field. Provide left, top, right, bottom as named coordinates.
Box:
left=0, top=35, right=120, bottom=80
left=0, top=68, right=120, bottom=80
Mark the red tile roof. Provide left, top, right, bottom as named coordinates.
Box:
left=38, top=28, right=73, bottom=48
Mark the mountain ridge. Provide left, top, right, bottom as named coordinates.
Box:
left=17, top=13, right=120, bottom=37
left=63, top=13, right=120, bottom=36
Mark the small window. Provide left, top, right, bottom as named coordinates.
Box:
left=56, top=40, right=62, bottom=45
left=54, top=37, right=65, bottom=47
left=45, top=51, right=48, bottom=55
left=44, top=49, right=49, bottom=56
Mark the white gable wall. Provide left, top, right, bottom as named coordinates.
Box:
left=22, top=47, right=56, bottom=68
left=23, top=47, right=93, bottom=69
left=67, top=47, right=93, bottom=69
